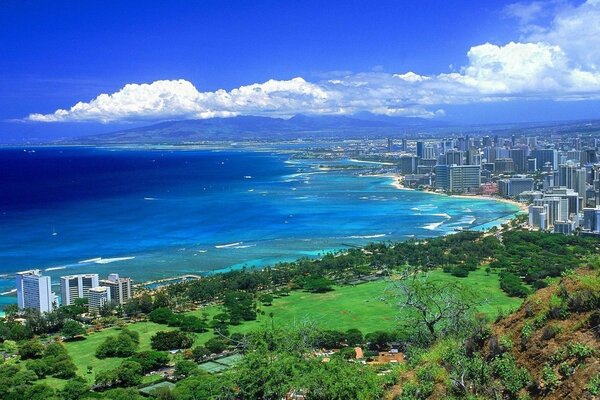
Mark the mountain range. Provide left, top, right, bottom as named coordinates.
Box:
left=74, top=114, right=452, bottom=143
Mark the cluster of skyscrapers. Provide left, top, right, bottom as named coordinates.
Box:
left=16, top=270, right=133, bottom=314
left=389, top=134, right=600, bottom=235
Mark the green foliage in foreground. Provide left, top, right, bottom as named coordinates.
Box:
left=174, top=326, right=386, bottom=400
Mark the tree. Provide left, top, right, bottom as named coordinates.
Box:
left=61, top=377, right=90, bottom=400
left=345, top=329, right=364, bottom=346
left=60, top=320, right=86, bottom=340
left=150, top=331, right=194, bottom=351
left=128, top=351, right=169, bottom=373
left=173, top=373, right=231, bottom=400
left=302, top=276, right=334, bottom=293
left=95, top=361, right=143, bottom=388
left=101, top=388, right=145, bottom=400
left=174, top=359, right=199, bottom=379
left=191, top=346, right=211, bottom=361
left=26, top=359, right=51, bottom=378
left=139, top=293, right=154, bottom=314
left=394, top=272, right=479, bottom=344
left=179, top=316, right=208, bottom=333
left=365, top=331, right=394, bottom=351
left=258, top=293, right=274, bottom=306
left=153, top=291, right=170, bottom=309
left=95, top=330, right=139, bottom=358
left=148, top=307, right=175, bottom=324
left=116, top=361, right=143, bottom=387
left=19, top=339, right=45, bottom=359
left=204, top=337, right=228, bottom=354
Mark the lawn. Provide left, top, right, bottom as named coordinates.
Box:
left=190, top=267, right=523, bottom=335
left=41, top=321, right=179, bottom=388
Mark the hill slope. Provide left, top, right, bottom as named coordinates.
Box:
left=394, top=260, right=600, bottom=400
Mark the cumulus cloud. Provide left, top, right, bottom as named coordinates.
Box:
left=28, top=0, right=600, bottom=123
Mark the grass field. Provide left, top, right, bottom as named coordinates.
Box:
left=42, top=267, right=521, bottom=389
left=41, top=322, right=182, bottom=388
left=190, top=268, right=523, bottom=335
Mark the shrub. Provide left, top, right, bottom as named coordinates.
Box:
left=541, top=324, right=561, bottom=340
left=567, top=342, right=594, bottom=361
left=541, top=364, right=560, bottom=392
left=587, top=373, right=600, bottom=396
left=492, top=354, right=531, bottom=396
left=499, top=272, right=530, bottom=298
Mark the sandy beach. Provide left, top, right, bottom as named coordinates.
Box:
left=374, top=173, right=528, bottom=212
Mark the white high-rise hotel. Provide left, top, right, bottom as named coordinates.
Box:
left=16, top=270, right=55, bottom=313
left=60, top=274, right=99, bottom=305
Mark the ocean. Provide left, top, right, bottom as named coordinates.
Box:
left=0, top=146, right=518, bottom=307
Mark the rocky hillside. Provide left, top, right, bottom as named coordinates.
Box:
left=394, top=259, right=600, bottom=400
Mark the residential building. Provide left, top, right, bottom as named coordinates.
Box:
left=16, top=270, right=54, bottom=313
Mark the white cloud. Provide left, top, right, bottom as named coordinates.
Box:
left=28, top=0, right=600, bottom=123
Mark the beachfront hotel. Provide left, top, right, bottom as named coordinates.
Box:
left=16, top=270, right=55, bottom=313
left=99, top=273, right=133, bottom=305
left=60, top=273, right=99, bottom=306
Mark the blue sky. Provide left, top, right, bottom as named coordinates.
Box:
left=1, top=0, right=599, bottom=141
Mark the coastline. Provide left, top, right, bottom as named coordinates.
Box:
left=374, top=173, right=528, bottom=212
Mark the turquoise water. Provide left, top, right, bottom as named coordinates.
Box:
left=0, top=147, right=518, bottom=305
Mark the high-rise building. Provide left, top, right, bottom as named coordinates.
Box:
left=422, top=145, right=436, bottom=160
left=558, top=163, right=582, bottom=189
left=416, top=141, right=424, bottom=158
left=528, top=204, right=548, bottom=230
left=100, top=273, right=133, bottom=305
left=60, top=274, right=99, bottom=306
left=16, top=270, right=55, bottom=313
left=387, top=138, right=393, bottom=152
left=88, top=286, right=111, bottom=314
left=509, top=148, right=528, bottom=173
left=582, top=206, right=600, bottom=233
left=494, top=158, right=515, bottom=173
left=498, top=176, right=534, bottom=198
left=532, top=149, right=558, bottom=171
left=398, top=155, right=419, bottom=174
left=435, top=165, right=481, bottom=193
left=553, top=220, right=576, bottom=235
left=444, top=150, right=463, bottom=166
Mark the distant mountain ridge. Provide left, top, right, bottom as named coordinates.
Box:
left=75, top=113, right=453, bottom=143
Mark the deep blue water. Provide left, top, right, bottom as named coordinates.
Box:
left=0, top=147, right=518, bottom=305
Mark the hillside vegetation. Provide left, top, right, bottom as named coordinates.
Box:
left=394, top=257, right=600, bottom=400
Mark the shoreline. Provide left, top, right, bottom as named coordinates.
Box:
left=373, top=173, right=528, bottom=212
